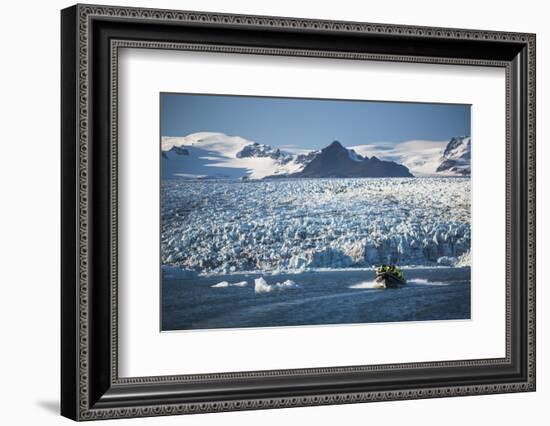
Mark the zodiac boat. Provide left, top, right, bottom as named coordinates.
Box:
left=375, top=265, right=406, bottom=288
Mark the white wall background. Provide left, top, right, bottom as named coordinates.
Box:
left=0, top=0, right=546, bottom=424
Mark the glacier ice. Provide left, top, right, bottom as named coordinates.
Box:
left=437, top=256, right=457, bottom=266
left=456, top=250, right=471, bottom=267
left=161, top=177, right=471, bottom=274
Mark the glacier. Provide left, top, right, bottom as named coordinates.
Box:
left=161, top=177, right=471, bottom=275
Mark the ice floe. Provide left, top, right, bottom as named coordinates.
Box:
left=254, top=277, right=299, bottom=294
left=211, top=280, right=248, bottom=288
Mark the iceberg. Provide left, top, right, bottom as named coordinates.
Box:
left=211, top=280, right=248, bottom=288
left=254, top=277, right=299, bottom=294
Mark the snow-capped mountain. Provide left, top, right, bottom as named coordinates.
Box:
left=350, top=136, right=471, bottom=177
left=161, top=132, right=306, bottom=179
left=435, top=136, right=471, bottom=175
left=235, top=142, right=283, bottom=159
left=294, top=141, right=413, bottom=178
left=162, top=133, right=414, bottom=179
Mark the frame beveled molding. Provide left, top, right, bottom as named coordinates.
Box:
left=61, top=3, right=535, bottom=421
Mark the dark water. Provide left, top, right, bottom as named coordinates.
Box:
left=161, top=267, right=470, bottom=331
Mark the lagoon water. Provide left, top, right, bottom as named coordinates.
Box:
left=161, top=267, right=470, bottom=331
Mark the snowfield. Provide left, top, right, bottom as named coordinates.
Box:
left=161, top=177, right=471, bottom=275
left=162, top=132, right=471, bottom=179
left=351, top=136, right=470, bottom=177
left=162, top=132, right=308, bottom=179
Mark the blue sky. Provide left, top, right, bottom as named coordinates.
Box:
left=161, top=93, right=470, bottom=150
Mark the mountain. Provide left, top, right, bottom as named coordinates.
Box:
left=294, top=141, right=413, bottom=178
left=350, top=136, right=471, bottom=177
left=435, top=136, right=471, bottom=175
left=161, top=132, right=306, bottom=179
left=161, top=133, right=414, bottom=180
left=235, top=142, right=283, bottom=159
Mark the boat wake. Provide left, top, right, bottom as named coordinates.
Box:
left=408, top=278, right=449, bottom=286
left=349, top=278, right=449, bottom=289
left=349, top=280, right=384, bottom=289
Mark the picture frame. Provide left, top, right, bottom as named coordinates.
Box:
left=61, top=3, right=536, bottom=421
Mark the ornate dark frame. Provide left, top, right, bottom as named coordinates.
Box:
left=61, top=3, right=536, bottom=421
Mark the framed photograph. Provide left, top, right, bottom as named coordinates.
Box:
left=61, top=4, right=536, bottom=421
